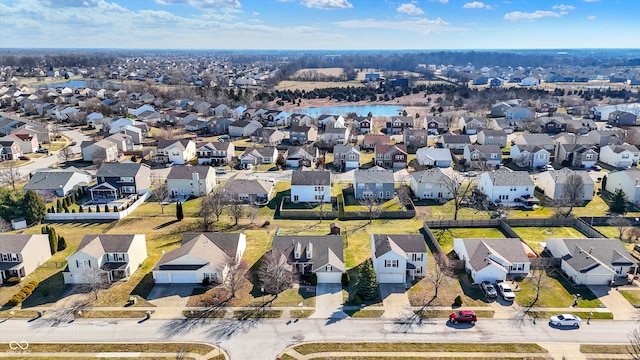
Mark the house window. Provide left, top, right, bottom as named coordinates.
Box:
left=386, top=191, right=390, bottom=197
left=394, top=155, right=403, bottom=160
left=379, top=191, right=384, bottom=198
left=622, top=154, right=630, bottom=159
left=1, top=254, right=8, bottom=262
left=314, top=186, right=324, bottom=192
left=416, top=267, right=423, bottom=274
left=358, top=183, right=364, bottom=188
left=120, top=177, right=134, bottom=183
left=412, top=253, right=423, bottom=261
left=121, top=186, right=135, bottom=193
left=77, top=260, right=91, bottom=269
left=585, top=154, right=594, bottom=160
left=314, top=195, right=324, bottom=201
left=384, top=260, right=399, bottom=267
left=326, top=265, right=332, bottom=271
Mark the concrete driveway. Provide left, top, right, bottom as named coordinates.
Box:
left=310, top=283, right=347, bottom=319
left=147, top=284, right=198, bottom=308
left=588, top=285, right=638, bottom=320
left=379, top=283, right=412, bottom=319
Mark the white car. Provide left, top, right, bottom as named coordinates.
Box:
left=497, top=282, right=516, bottom=301
left=549, top=314, right=582, bottom=328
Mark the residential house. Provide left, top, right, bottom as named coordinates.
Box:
left=321, top=126, right=350, bottom=145
left=218, top=173, right=274, bottom=204
left=505, top=107, right=535, bottom=120
left=375, top=144, right=408, bottom=170
left=239, top=146, right=278, bottom=167
left=403, top=129, right=429, bottom=153
left=424, top=116, right=449, bottom=135
left=351, top=116, right=373, bottom=134
left=317, top=115, right=345, bottom=130
left=90, top=162, right=151, bottom=200
left=459, top=116, right=487, bottom=135
left=476, top=129, right=507, bottom=148
left=415, top=147, right=453, bottom=168
left=585, top=129, right=624, bottom=147
left=127, top=104, right=155, bottom=117
left=284, top=145, right=318, bottom=168
left=173, top=112, right=198, bottom=127
left=565, top=119, right=597, bottom=135
left=440, top=134, right=471, bottom=151
left=520, top=76, right=540, bottom=86
left=353, top=168, right=395, bottom=200
left=361, top=133, right=391, bottom=150
left=290, top=170, right=332, bottom=203
left=333, top=145, right=360, bottom=170
left=289, top=126, right=318, bottom=145
left=478, top=169, right=537, bottom=207
left=536, top=168, right=594, bottom=201
left=152, top=232, right=247, bottom=284
left=510, top=145, right=551, bottom=169
left=604, top=168, right=640, bottom=202
left=81, top=139, right=119, bottom=163
left=491, top=100, right=521, bottom=117
left=289, top=114, right=314, bottom=128
left=185, top=119, right=209, bottom=133
left=546, top=238, right=637, bottom=286
left=0, top=140, right=21, bottom=160
left=196, top=141, right=235, bottom=165
left=63, top=234, right=147, bottom=284
left=271, top=235, right=345, bottom=284
left=104, top=133, right=134, bottom=152
left=608, top=110, right=638, bottom=126
left=0, top=234, right=52, bottom=284
left=165, top=165, right=216, bottom=197
left=156, top=139, right=196, bottom=165
left=250, top=128, right=285, bottom=146
left=24, top=167, right=93, bottom=197
left=535, top=117, right=567, bottom=134
left=453, top=237, right=531, bottom=283
left=463, top=144, right=502, bottom=169
left=210, top=103, right=231, bottom=117
left=600, top=144, right=640, bottom=168
left=385, top=116, right=414, bottom=135
left=512, top=134, right=556, bottom=153
left=410, top=168, right=453, bottom=200
left=555, top=143, right=599, bottom=168
left=371, top=234, right=427, bottom=284
left=228, top=120, right=262, bottom=138
left=0, top=133, right=38, bottom=154
left=207, top=118, right=234, bottom=135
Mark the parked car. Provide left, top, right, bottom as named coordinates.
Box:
left=35, top=148, right=49, bottom=154
left=592, top=165, right=601, bottom=171
left=449, top=310, right=477, bottom=324
left=218, top=135, right=230, bottom=141
left=18, top=155, right=30, bottom=161
left=480, top=281, right=497, bottom=299
left=549, top=314, right=581, bottom=328
left=70, top=141, right=77, bottom=146
left=215, top=167, right=227, bottom=174
left=497, top=282, right=516, bottom=301
left=165, top=162, right=174, bottom=168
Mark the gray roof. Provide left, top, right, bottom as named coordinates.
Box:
left=197, top=141, right=232, bottom=151
left=486, top=169, right=533, bottom=187
left=411, top=168, right=451, bottom=184
left=24, top=168, right=91, bottom=191
left=608, top=144, right=640, bottom=153
left=479, top=129, right=507, bottom=137
left=157, top=139, right=192, bottom=150
left=459, top=238, right=530, bottom=272
left=291, top=170, right=331, bottom=186
left=154, top=233, right=242, bottom=270
left=271, top=235, right=345, bottom=273
left=241, top=146, right=276, bottom=159
left=219, top=173, right=272, bottom=196
left=167, top=165, right=214, bottom=180
left=333, top=145, right=359, bottom=155
left=354, top=168, right=394, bottom=184
left=547, top=168, right=594, bottom=185
left=515, top=134, right=554, bottom=146
left=552, top=238, right=637, bottom=273
left=467, top=144, right=501, bottom=154
left=372, top=234, right=427, bottom=257
left=96, top=162, right=148, bottom=178
left=419, top=147, right=452, bottom=162
left=0, top=234, right=48, bottom=254
left=75, top=234, right=140, bottom=258
left=442, top=134, right=471, bottom=144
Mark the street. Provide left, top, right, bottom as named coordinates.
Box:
left=0, top=318, right=637, bottom=359
left=17, top=127, right=90, bottom=178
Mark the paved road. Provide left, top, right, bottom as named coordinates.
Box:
left=17, top=127, right=90, bottom=178
left=0, top=318, right=637, bottom=360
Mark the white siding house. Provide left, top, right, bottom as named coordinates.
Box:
left=290, top=170, right=331, bottom=203
left=604, top=168, right=640, bottom=203
left=371, top=234, right=427, bottom=284
left=536, top=168, right=594, bottom=201
left=478, top=170, right=536, bottom=207
left=165, top=165, right=216, bottom=197
left=453, top=238, right=531, bottom=283
left=410, top=169, right=453, bottom=200
left=599, top=144, right=640, bottom=169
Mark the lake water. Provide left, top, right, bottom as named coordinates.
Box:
left=36, top=80, right=121, bottom=89
left=297, top=104, right=405, bottom=117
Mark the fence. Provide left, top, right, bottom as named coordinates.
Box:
left=44, top=191, right=151, bottom=221
left=277, top=197, right=339, bottom=220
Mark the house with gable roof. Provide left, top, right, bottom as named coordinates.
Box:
left=333, top=145, right=360, bottom=170
left=239, top=146, right=278, bottom=167
left=371, top=234, right=427, bottom=284
left=218, top=173, right=274, bottom=204
left=284, top=145, right=318, bottom=168
left=165, top=165, right=216, bottom=197
left=0, top=234, right=52, bottom=285
left=24, top=167, right=93, bottom=197
left=415, top=147, right=453, bottom=168
left=353, top=168, right=395, bottom=200
left=196, top=141, right=235, bottom=165
left=155, top=139, right=196, bottom=165
left=604, top=168, right=640, bottom=202
left=600, top=144, right=640, bottom=168
left=536, top=168, right=594, bottom=201
left=410, top=168, right=453, bottom=200
left=463, top=144, right=502, bottom=169
left=271, top=235, right=345, bottom=284
left=290, top=170, right=331, bottom=203
left=374, top=144, right=407, bottom=170
left=510, top=144, right=551, bottom=169
left=453, top=237, right=531, bottom=283
left=478, top=169, right=537, bottom=207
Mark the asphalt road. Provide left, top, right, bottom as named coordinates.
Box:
left=17, top=127, right=90, bottom=178
left=0, top=318, right=636, bottom=359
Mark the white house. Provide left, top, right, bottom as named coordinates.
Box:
left=410, top=169, right=453, bottom=200
left=0, top=234, right=52, bottom=285
left=271, top=235, right=345, bottom=284
left=546, top=238, right=637, bottom=286
left=127, top=104, right=155, bottom=117
left=63, top=234, right=148, bottom=284
left=165, top=165, right=216, bottom=197
left=333, top=145, right=360, bottom=170
left=599, top=144, right=640, bottom=169
left=156, top=139, right=196, bottom=165
left=290, top=170, right=331, bottom=203
left=453, top=237, right=531, bottom=283
left=153, top=233, right=246, bottom=284
left=510, top=145, right=551, bottom=169
left=520, top=76, right=540, bottom=86
left=24, top=167, right=93, bottom=197
left=463, top=144, right=502, bottom=169
left=371, top=234, right=427, bottom=284
left=478, top=170, right=537, bottom=207
left=604, top=168, right=640, bottom=203
left=536, top=168, right=594, bottom=201
left=81, top=139, right=119, bottom=163
left=415, top=147, right=453, bottom=168
left=239, top=146, right=278, bottom=167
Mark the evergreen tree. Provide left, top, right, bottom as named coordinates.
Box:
left=23, top=190, right=46, bottom=225
left=79, top=206, right=84, bottom=213
left=113, top=206, right=118, bottom=212
left=610, top=189, right=629, bottom=214
left=104, top=205, right=110, bottom=212
left=95, top=205, right=100, bottom=213
left=356, top=260, right=378, bottom=301
left=176, top=201, right=184, bottom=221
left=57, top=236, right=66, bottom=251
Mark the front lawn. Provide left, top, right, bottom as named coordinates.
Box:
left=516, top=270, right=603, bottom=308
left=619, top=290, right=640, bottom=307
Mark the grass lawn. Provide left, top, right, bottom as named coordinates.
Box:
left=580, top=344, right=630, bottom=354
left=516, top=270, right=603, bottom=308
left=342, top=193, right=405, bottom=213
left=430, top=227, right=506, bottom=254
left=512, top=226, right=585, bottom=253
left=619, top=290, right=640, bottom=307
left=593, top=226, right=620, bottom=239
left=233, top=309, right=282, bottom=319
left=293, top=343, right=547, bottom=355
left=0, top=343, right=217, bottom=355
left=344, top=309, right=384, bottom=318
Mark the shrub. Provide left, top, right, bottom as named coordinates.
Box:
left=57, top=236, right=67, bottom=251
left=453, top=295, right=463, bottom=307
left=341, top=272, right=350, bottom=287
left=79, top=207, right=84, bottom=213
left=42, top=289, right=50, bottom=297
left=263, top=220, right=270, bottom=227
left=113, top=206, right=118, bottom=212
left=352, top=294, right=362, bottom=306
left=88, top=207, right=92, bottom=213
left=309, top=273, right=317, bottom=286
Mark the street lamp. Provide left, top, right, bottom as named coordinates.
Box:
left=214, top=341, right=222, bottom=359
left=260, top=287, right=265, bottom=315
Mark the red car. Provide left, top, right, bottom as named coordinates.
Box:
left=449, top=310, right=477, bottom=324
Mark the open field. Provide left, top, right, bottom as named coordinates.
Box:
left=292, top=67, right=344, bottom=78
left=274, top=80, right=364, bottom=91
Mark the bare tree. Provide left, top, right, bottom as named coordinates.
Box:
left=206, top=190, right=226, bottom=223
left=92, top=149, right=107, bottom=166
left=396, top=185, right=413, bottom=207
left=151, top=179, right=169, bottom=214
left=258, top=250, right=293, bottom=296
left=426, top=252, right=453, bottom=300
left=0, top=218, right=12, bottom=232
left=628, top=328, right=640, bottom=360
left=0, top=160, right=22, bottom=190
left=57, top=146, right=75, bottom=163
left=216, top=252, right=249, bottom=299
left=359, top=195, right=383, bottom=224
left=608, top=216, right=633, bottom=241
left=247, top=205, right=260, bottom=225
left=225, top=196, right=244, bottom=226
left=551, top=173, right=585, bottom=218
left=308, top=178, right=331, bottom=223
left=442, top=172, right=474, bottom=220
left=81, top=267, right=110, bottom=301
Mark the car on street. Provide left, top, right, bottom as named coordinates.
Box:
left=464, top=171, right=478, bottom=177
left=480, top=281, right=497, bottom=299
left=449, top=310, right=477, bottom=324
left=70, top=141, right=77, bottom=146
left=18, top=155, right=30, bottom=161
left=218, top=135, right=230, bottom=141
left=592, top=165, right=601, bottom=171
left=549, top=314, right=581, bottom=328
left=497, top=282, right=516, bottom=301
left=35, top=148, right=49, bottom=154
left=215, top=167, right=227, bottom=174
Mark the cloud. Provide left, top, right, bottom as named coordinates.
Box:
left=397, top=3, right=424, bottom=15
left=463, top=2, right=491, bottom=9
left=155, top=0, right=241, bottom=8
left=504, top=10, right=563, bottom=21
left=552, top=4, right=575, bottom=11
left=334, top=17, right=461, bottom=35
left=431, top=0, right=448, bottom=3
left=583, top=0, right=599, bottom=2
left=587, top=15, right=596, bottom=20
left=301, top=0, right=353, bottom=9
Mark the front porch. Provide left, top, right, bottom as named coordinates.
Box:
left=0, top=263, right=25, bottom=285
left=101, top=262, right=131, bottom=282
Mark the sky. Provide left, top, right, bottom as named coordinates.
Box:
left=0, top=0, right=638, bottom=50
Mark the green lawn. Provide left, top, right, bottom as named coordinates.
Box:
left=292, top=343, right=547, bottom=355
left=593, top=226, right=619, bottom=239
left=619, top=290, right=640, bottom=307
left=516, top=270, right=603, bottom=308
left=430, top=227, right=506, bottom=254
left=512, top=226, right=586, bottom=253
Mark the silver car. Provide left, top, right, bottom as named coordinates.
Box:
left=550, top=314, right=581, bottom=328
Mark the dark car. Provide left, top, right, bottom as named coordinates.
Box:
left=18, top=155, right=30, bottom=161
left=70, top=141, right=77, bottom=146
left=480, top=281, right=497, bottom=299
left=449, top=310, right=477, bottom=324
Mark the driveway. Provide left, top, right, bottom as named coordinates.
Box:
left=310, top=283, right=347, bottom=319
left=379, top=283, right=412, bottom=319
left=588, top=285, right=638, bottom=320
left=147, top=284, right=198, bottom=308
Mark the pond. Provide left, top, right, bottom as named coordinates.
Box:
left=297, top=104, right=405, bottom=117
left=35, top=80, right=121, bottom=89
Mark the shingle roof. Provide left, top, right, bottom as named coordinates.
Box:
left=486, top=169, right=533, bottom=187
left=372, top=234, right=427, bottom=257
left=411, top=168, right=451, bottom=184
left=219, top=173, right=272, bottom=196
left=167, top=165, right=214, bottom=180
left=442, top=134, right=471, bottom=144
left=75, top=234, right=140, bottom=258
left=291, top=170, right=331, bottom=186
left=354, top=168, right=395, bottom=184
left=157, top=139, right=192, bottom=150
left=0, top=234, right=48, bottom=254
left=553, top=238, right=637, bottom=274
left=154, top=233, right=242, bottom=270
left=459, top=238, right=530, bottom=272
left=24, top=168, right=91, bottom=191
left=96, top=162, right=147, bottom=177
left=271, top=235, right=345, bottom=273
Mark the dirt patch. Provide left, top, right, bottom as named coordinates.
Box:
left=292, top=67, right=344, bottom=78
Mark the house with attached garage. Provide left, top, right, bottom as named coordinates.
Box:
left=554, top=143, right=599, bottom=168
left=403, top=129, right=429, bottom=153
left=509, top=144, right=551, bottom=169
left=463, top=144, right=502, bottom=169
left=81, top=138, right=119, bottom=163
left=155, top=139, right=196, bottom=165
left=228, top=119, right=262, bottom=138
left=599, top=144, right=640, bottom=169
left=410, top=168, right=453, bottom=201
left=351, top=116, right=373, bottom=134
left=361, top=133, right=391, bottom=150
left=333, top=145, right=360, bottom=170
left=284, top=145, right=318, bottom=168
left=0, top=140, right=21, bottom=160
left=353, top=168, right=395, bottom=200
left=289, top=126, right=318, bottom=145
left=250, top=128, right=285, bottom=146
left=321, top=126, right=350, bottom=145
left=459, top=116, right=487, bottom=135
left=63, top=234, right=147, bottom=284
left=476, top=129, right=507, bottom=148
left=0, top=234, right=52, bottom=285
left=218, top=173, right=274, bottom=204
left=424, top=116, right=449, bottom=135
left=453, top=237, right=531, bottom=284
left=165, top=165, right=216, bottom=198
left=24, top=167, right=93, bottom=197
left=90, top=162, right=151, bottom=200
left=239, top=146, right=278, bottom=167
left=608, top=110, right=638, bottom=127
left=512, top=134, right=556, bottom=153
left=152, top=232, right=246, bottom=284
left=371, top=234, right=427, bottom=284
left=440, top=134, right=471, bottom=151
left=317, top=115, right=345, bottom=130
left=536, top=168, right=594, bottom=201
left=385, top=116, right=414, bottom=135
left=374, top=144, right=408, bottom=170
left=0, top=133, right=38, bottom=154
left=415, top=147, right=453, bottom=168
left=270, top=235, right=345, bottom=284
left=603, top=168, right=640, bottom=203
left=290, top=170, right=331, bottom=203
left=196, top=141, right=235, bottom=165
left=545, top=238, right=637, bottom=286
left=478, top=169, right=537, bottom=207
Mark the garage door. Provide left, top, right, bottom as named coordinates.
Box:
left=170, top=273, right=197, bottom=284
left=154, top=273, right=170, bottom=283
left=584, top=274, right=612, bottom=286
left=377, top=273, right=404, bottom=284
left=316, top=272, right=342, bottom=284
